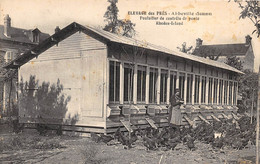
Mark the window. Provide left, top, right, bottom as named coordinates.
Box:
left=201, top=76, right=206, bottom=104
left=218, top=80, right=223, bottom=105
left=213, top=79, right=218, bottom=104
left=109, top=61, right=120, bottom=103
left=4, top=51, right=14, bottom=62
left=233, top=82, right=237, bottom=105
left=160, top=69, right=168, bottom=104
left=169, top=71, right=177, bottom=102
left=194, top=75, right=200, bottom=104
left=124, top=63, right=134, bottom=102
left=33, top=32, right=39, bottom=43
left=224, top=81, right=228, bottom=105
left=208, top=77, right=213, bottom=104
left=137, top=65, right=146, bottom=102
left=229, top=81, right=233, bottom=105
left=186, top=74, right=193, bottom=104
left=149, top=67, right=158, bottom=103
left=179, top=73, right=185, bottom=100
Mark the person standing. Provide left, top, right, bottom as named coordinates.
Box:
left=168, top=88, right=184, bottom=131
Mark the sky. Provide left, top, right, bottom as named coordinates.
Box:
left=0, top=0, right=259, bottom=72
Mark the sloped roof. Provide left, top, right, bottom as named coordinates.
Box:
left=0, top=25, right=50, bottom=44
left=193, top=43, right=250, bottom=57
left=4, top=22, right=243, bottom=74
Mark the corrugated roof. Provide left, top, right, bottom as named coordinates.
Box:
left=4, top=22, right=243, bottom=74
left=85, top=25, right=243, bottom=74
left=193, top=43, right=250, bottom=57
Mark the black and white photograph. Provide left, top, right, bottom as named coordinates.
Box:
left=0, top=0, right=260, bottom=163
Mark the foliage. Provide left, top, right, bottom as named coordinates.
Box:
left=233, top=0, right=260, bottom=37
left=225, top=56, right=243, bottom=71
left=0, top=134, right=65, bottom=152
left=237, top=69, right=258, bottom=113
left=224, top=55, right=257, bottom=114
left=103, top=0, right=136, bottom=38
left=32, top=138, right=65, bottom=150
left=177, top=42, right=193, bottom=54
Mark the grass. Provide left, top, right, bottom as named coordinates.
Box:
left=80, top=144, right=101, bottom=164
left=0, top=133, right=66, bottom=152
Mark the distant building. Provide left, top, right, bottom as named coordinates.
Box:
left=0, top=14, right=49, bottom=116
left=192, top=36, right=254, bottom=71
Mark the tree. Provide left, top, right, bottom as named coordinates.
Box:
left=177, top=42, right=193, bottom=54
left=224, top=56, right=257, bottom=114
left=233, top=0, right=260, bottom=37
left=237, top=70, right=258, bottom=114
left=103, top=0, right=119, bottom=34
left=103, top=0, right=136, bottom=38
left=225, top=56, right=243, bottom=71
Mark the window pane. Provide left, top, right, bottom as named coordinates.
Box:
left=213, top=79, right=218, bottom=104
left=115, top=62, right=120, bottom=101
left=224, top=81, right=228, bottom=105
left=201, top=76, right=206, bottom=104
left=179, top=73, right=185, bottom=100
left=208, top=77, right=213, bottom=104
left=160, top=69, right=168, bottom=104
left=186, top=74, right=193, bottom=104
left=219, top=80, right=223, bottom=104
left=109, top=61, right=115, bottom=102
left=229, top=81, right=233, bottom=105
left=169, top=71, right=177, bottom=102
left=149, top=68, right=158, bottom=103
left=124, top=63, right=133, bottom=102
left=109, top=61, right=120, bottom=103
left=137, top=65, right=146, bottom=102
left=233, top=82, right=237, bottom=105
left=194, top=75, right=200, bottom=104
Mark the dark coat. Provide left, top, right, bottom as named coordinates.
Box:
left=168, top=94, right=183, bottom=125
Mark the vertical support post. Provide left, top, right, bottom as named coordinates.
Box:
left=176, top=71, right=179, bottom=90
left=222, top=81, right=225, bottom=105
left=166, top=70, right=170, bottom=104
left=145, top=66, right=150, bottom=104
left=133, top=64, right=137, bottom=104
left=120, top=63, right=124, bottom=104
left=105, top=59, right=109, bottom=121
left=230, top=81, right=233, bottom=106
left=236, top=82, right=238, bottom=105
left=205, top=76, right=209, bottom=105
left=157, top=69, right=161, bottom=104
left=184, top=73, right=187, bottom=105
left=233, top=81, right=236, bottom=106
left=192, top=74, right=195, bottom=105
left=199, top=75, right=202, bottom=104
left=211, top=78, right=214, bottom=105
left=227, top=80, right=230, bottom=106
left=217, top=79, right=220, bottom=105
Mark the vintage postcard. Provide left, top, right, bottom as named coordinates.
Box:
left=0, top=0, right=259, bottom=163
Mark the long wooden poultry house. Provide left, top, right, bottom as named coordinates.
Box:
left=5, top=22, right=244, bottom=134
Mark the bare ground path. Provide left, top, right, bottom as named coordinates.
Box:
left=0, top=131, right=257, bottom=164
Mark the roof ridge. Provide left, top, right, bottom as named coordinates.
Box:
left=201, top=43, right=247, bottom=46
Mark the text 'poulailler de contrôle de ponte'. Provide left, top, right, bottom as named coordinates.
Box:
left=128, top=11, right=212, bottom=25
